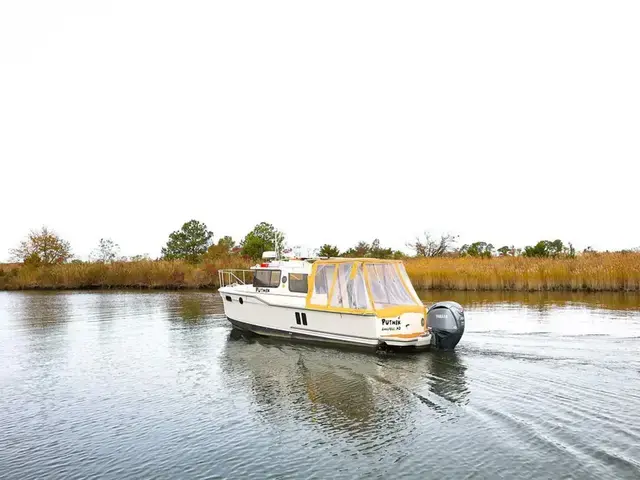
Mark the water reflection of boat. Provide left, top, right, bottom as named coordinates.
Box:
left=221, top=332, right=469, bottom=433
left=222, top=332, right=379, bottom=430
left=298, top=356, right=376, bottom=426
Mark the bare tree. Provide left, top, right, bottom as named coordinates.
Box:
left=10, top=226, right=72, bottom=265
left=407, top=232, right=458, bottom=257
left=90, top=238, right=120, bottom=263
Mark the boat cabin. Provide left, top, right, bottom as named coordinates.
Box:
left=222, top=256, right=425, bottom=318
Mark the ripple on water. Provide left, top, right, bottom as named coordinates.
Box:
left=1, top=291, right=639, bottom=479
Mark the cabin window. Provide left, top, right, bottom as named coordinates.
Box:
left=253, top=269, right=281, bottom=288
left=289, top=273, right=308, bottom=293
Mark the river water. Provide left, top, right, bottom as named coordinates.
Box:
left=1, top=290, right=639, bottom=479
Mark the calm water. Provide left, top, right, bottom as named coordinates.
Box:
left=1, top=290, right=639, bottom=479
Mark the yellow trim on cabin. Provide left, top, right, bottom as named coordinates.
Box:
left=349, top=262, right=358, bottom=280
left=374, top=304, right=426, bottom=318
left=362, top=262, right=376, bottom=313
left=326, top=264, right=339, bottom=310
left=305, top=263, right=317, bottom=306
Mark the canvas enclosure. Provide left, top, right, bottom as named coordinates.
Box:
left=305, top=259, right=425, bottom=317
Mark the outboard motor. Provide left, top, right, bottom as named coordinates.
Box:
left=428, top=301, right=465, bottom=350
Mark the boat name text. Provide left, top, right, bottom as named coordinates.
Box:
left=381, top=318, right=402, bottom=332
left=381, top=319, right=401, bottom=326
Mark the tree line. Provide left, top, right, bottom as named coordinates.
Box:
left=7, top=221, right=285, bottom=265
left=7, top=222, right=638, bottom=266
left=322, top=236, right=581, bottom=259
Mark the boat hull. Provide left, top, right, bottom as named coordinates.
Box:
left=219, top=289, right=432, bottom=351
left=227, top=317, right=379, bottom=350
left=227, top=317, right=432, bottom=352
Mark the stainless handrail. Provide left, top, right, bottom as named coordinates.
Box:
left=218, top=268, right=255, bottom=287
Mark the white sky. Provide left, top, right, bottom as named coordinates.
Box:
left=1, top=1, right=639, bottom=261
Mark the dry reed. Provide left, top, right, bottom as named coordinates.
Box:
left=404, top=253, right=640, bottom=292
left=0, top=257, right=252, bottom=290
left=1, top=253, right=639, bottom=292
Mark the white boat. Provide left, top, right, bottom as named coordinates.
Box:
left=218, top=254, right=465, bottom=351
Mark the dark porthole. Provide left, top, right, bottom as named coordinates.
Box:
left=225, top=296, right=232, bottom=302
left=282, top=276, right=287, bottom=284
left=239, top=297, right=244, bottom=305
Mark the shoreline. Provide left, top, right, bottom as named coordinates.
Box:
left=2, top=254, right=640, bottom=293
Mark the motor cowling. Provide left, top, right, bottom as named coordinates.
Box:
left=428, top=301, right=465, bottom=350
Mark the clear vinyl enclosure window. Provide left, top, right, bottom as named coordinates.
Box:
left=306, top=260, right=422, bottom=315
left=309, top=264, right=335, bottom=306
left=365, top=263, right=415, bottom=309
left=329, top=263, right=370, bottom=310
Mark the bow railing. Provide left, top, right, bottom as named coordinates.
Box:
left=218, top=269, right=255, bottom=288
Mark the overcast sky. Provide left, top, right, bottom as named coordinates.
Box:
left=1, top=1, right=639, bottom=261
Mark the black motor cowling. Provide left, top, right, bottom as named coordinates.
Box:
left=428, top=301, right=465, bottom=350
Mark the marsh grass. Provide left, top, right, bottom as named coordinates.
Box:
left=0, top=257, right=252, bottom=290
left=404, top=253, right=640, bottom=292
left=1, top=253, right=639, bottom=291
